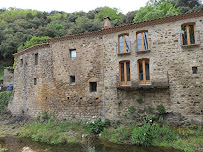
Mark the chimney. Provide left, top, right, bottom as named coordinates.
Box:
left=104, top=17, right=111, bottom=29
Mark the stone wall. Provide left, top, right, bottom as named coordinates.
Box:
left=3, top=68, right=14, bottom=87
left=10, top=12, right=203, bottom=124
left=103, top=17, right=203, bottom=124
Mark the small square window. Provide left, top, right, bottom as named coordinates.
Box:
left=90, top=82, right=97, bottom=92
left=70, top=76, right=75, bottom=84
left=70, top=49, right=76, bottom=58
left=35, top=53, right=38, bottom=65
left=34, top=78, right=37, bottom=85
left=192, top=67, right=197, bottom=74
left=21, top=59, right=23, bottom=67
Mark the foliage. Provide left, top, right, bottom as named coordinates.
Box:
left=95, top=7, right=124, bottom=24
left=17, top=36, right=50, bottom=52
left=89, top=147, right=95, bottom=152
left=144, top=106, right=154, bottom=113
left=18, top=119, right=82, bottom=144
left=128, top=106, right=136, bottom=114
left=132, top=123, right=153, bottom=147
left=133, top=0, right=181, bottom=23
left=136, top=98, right=144, bottom=104
left=0, top=91, right=13, bottom=113
left=83, top=118, right=110, bottom=134
left=6, top=67, right=14, bottom=73
left=0, top=145, right=8, bottom=152
left=156, top=104, right=166, bottom=114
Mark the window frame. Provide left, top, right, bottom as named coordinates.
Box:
left=70, top=49, right=76, bottom=59
left=181, top=23, right=197, bottom=46
left=136, top=30, right=149, bottom=52
left=138, top=58, right=151, bottom=84
left=118, top=34, right=130, bottom=54
left=35, top=53, right=38, bottom=65
left=119, top=60, right=131, bottom=86
left=90, top=82, right=97, bottom=92
left=70, top=76, right=76, bottom=84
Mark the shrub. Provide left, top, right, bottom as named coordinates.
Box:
left=128, top=106, right=136, bottom=114
left=136, top=98, right=144, bottom=104
left=144, top=106, right=154, bottom=113
left=132, top=123, right=153, bottom=147
left=0, top=91, right=13, bottom=114
left=84, top=118, right=108, bottom=134
left=156, top=104, right=166, bottom=115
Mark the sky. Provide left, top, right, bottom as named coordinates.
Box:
left=1, top=0, right=149, bottom=14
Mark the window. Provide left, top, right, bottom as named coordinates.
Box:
left=192, top=67, right=197, bottom=74
left=35, top=53, right=38, bottom=65
left=34, top=78, right=37, bottom=85
left=136, top=31, right=149, bottom=51
left=21, top=59, right=23, bottom=67
left=138, top=59, right=151, bottom=84
left=182, top=23, right=196, bottom=46
left=70, top=76, right=75, bottom=84
left=70, top=49, right=76, bottom=58
left=119, top=61, right=131, bottom=85
left=90, top=82, right=97, bottom=92
left=118, top=34, right=130, bottom=53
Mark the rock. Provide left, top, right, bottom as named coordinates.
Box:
left=22, top=147, right=35, bottom=152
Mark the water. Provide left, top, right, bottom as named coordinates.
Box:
left=0, top=137, right=182, bottom=152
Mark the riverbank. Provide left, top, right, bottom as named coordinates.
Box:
left=0, top=114, right=202, bottom=152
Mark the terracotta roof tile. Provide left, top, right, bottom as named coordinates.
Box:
left=13, top=43, right=50, bottom=57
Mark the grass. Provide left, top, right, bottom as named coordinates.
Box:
left=0, top=145, right=8, bottom=152
left=17, top=113, right=203, bottom=152
left=18, top=118, right=85, bottom=145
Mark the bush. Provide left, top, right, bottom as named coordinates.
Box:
left=0, top=91, right=13, bottom=113
left=84, top=118, right=109, bottom=134
left=128, top=106, right=136, bottom=114
left=156, top=104, right=166, bottom=115
left=136, top=98, right=144, bottom=104
left=132, top=123, right=153, bottom=147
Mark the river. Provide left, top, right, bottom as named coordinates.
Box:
left=0, top=136, right=183, bottom=152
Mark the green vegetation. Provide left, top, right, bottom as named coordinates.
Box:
left=17, top=111, right=203, bottom=152
left=0, top=91, right=13, bottom=113
left=128, top=106, right=136, bottom=114
left=0, top=0, right=202, bottom=60
left=136, top=98, right=144, bottom=104
left=133, top=0, right=181, bottom=23
left=18, top=116, right=82, bottom=144
left=0, top=145, right=8, bottom=152
left=17, top=36, right=50, bottom=52
left=0, top=62, right=12, bottom=81
left=156, top=104, right=166, bottom=114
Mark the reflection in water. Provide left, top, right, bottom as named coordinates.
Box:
left=0, top=137, right=182, bottom=152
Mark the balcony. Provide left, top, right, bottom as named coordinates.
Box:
left=116, top=75, right=169, bottom=91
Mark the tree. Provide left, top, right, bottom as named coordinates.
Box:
left=95, top=7, right=124, bottom=24
left=169, top=0, right=203, bottom=13
left=17, top=36, right=50, bottom=52
left=133, top=0, right=181, bottom=23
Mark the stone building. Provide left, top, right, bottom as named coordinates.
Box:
left=9, top=11, right=203, bottom=125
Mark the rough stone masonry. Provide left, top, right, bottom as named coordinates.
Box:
left=9, top=11, right=203, bottom=125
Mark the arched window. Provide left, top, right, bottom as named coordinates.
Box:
left=138, top=59, right=151, bottom=84
left=136, top=31, right=149, bottom=51
left=119, top=60, right=131, bottom=85
left=181, top=23, right=196, bottom=46
left=118, top=34, right=130, bottom=54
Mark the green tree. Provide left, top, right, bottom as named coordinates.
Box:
left=170, top=0, right=203, bottom=13
left=133, top=0, right=181, bottom=23
left=17, top=36, right=50, bottom=52
left=95, top=7, right=124, bottom=24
